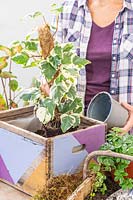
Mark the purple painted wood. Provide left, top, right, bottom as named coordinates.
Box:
left=0, top=155, right=14, bottom=183
left=73, top=125, right=105, bottom=153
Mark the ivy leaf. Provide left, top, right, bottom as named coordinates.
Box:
left=48, top=55, right=61, bottom=68
left=36, top=107, right=51, bottom=124
left=50, top=81, right=68, bottom=104
left=62, top=52, right=72, bottom=65
left=67, top=86, right=76, bottom=100
left=21, top=88, right=40, bottom=102
left=41, top=62, right=56, bottom=81
left=0, top=94, right=7, bottom=110
left=63, top=43, right=73, bottom=52
left=0, top=71, right=16, bottom=79
left=71, top=113, right=80, bottom=128
left=9, top=79, right=18, bottom=92
left=12, top=52, right=29, bottom=65
left=41, top=98, right=56, bottom=119
left=61, top=114, right=75, bottom=133
left=24, top=41, right=38, bottom=51
left=73, top=56, right=91, bottom=68
left=54, top=45, right=62, bottom=58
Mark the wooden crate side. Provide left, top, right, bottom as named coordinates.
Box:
left=0, top=106, right=34, bottom=121
left=0, top=179, right=31, bottom=200
left=51, top=123, right=106, bottom=176
left=0, top=127, right=48, bottom=194
left=67, top=176, right=94, bottom=200
left=0, top=121, right=46, bottom=145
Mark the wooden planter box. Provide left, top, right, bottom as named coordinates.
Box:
left=0, top=179, right=31, bottom=200
left=0, top=106, right=106, bottom=195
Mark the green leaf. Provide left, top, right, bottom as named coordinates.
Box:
left=50, top=81, right=68, bottom=104
left=71, top=114, right=80, bottom=128
left=72, top=56, right=91, bottom=68
left=48, top=55, right=61, bottom=68
left=24, top=41, right=38, bottom=51
left=51, top=5, right=63, bottom=14
left=54, top=45, right=62, bottom=58
left=62, top=52, right=72, bottom=65
left=63, top=66, right=79, bottom=77
left=0, top=94, right=7, bottom=110
left=36, top=107, right=51, bottom=124
left=63, top=43, right=73, bottom=52
left=41, top=98, right=56, bottom=119
left=67, top=86, right=76, bottom=100
left=12, top=52, right=29, bottom=65
left=9, top=79, right=18, bottom=91
left=28, top=11, right=43, bottom=19
left=61, top=114, right=75, bottom=133
left=23, top=61, right=39, bottom=68
left=41, top=62, right=56, bottom=81
left=33, top=11, right=43, bottom=18
left=0, top=71, right=16, bottom=79
left=21, top=88, right=40, bottom=102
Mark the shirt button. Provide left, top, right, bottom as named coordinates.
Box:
left=113, top=39, right=117, bottom=44
left=115, top=24, right=119, bottom=28
left=111, top=90, right=115, bottom=94
left=113, top=56, right=116, bottom=60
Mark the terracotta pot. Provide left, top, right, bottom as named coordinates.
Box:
left=111, top=161, right=133, bottom=181
left=125, top=161, right=133, bottom=178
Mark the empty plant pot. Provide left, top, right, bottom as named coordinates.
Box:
left=87, top=92, right=128, bottom=129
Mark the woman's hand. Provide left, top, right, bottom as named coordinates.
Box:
left=40, top=77, right=50, bottom=96
left=121, top=102, right=133, bottom=133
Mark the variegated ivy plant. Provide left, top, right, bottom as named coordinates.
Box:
left=11, top=7, right=90, bottom=133
left=21, top=42, right=90, bottom=133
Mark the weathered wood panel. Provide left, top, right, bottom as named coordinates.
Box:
left=0, top=106, right=106, bottom=195
left=0, top=179, right=31, bottom=200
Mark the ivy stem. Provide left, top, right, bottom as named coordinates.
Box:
left=48, top=65, right=61, bottom=87
left=1, top=78, right=9, bottom=108
left=83, top=150, right=133, bottom=180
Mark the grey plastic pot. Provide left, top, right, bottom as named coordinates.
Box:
left=87, top=92, right=128, bottom=129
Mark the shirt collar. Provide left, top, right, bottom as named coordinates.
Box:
left=124, top=0, right=133, bottom=10
left=78, top=0, right=133, bottom=10
left=78, top=0, right=87, bottom=8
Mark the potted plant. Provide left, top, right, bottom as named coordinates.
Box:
left=82, top=128, right=133, bottom=199
left=0, top=7, right=106, bottom=195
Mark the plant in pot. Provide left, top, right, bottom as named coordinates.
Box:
left=86, top=127, right=133, bottom=199
left=0, top=44, right=23, bottom=110
left=0, top=7, right=106, bottom=195
left=10, top=8, right=91, bottom=136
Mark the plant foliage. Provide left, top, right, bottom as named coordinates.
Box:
left=16, top=7, right=91, bottom=134
left=88, top=128, right=133, bottom=199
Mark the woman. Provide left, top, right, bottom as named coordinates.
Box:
left=42, top=0, right=133, bottom=132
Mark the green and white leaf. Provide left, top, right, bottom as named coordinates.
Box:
left=36, top=107, right=51, bottom=124
left=61, top=114, right=75, bottom=133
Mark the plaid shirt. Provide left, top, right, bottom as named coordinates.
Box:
left=55, top=0, right=133, bottom=105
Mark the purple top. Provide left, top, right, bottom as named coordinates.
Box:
left=85, top=21, right=115, bottom=113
